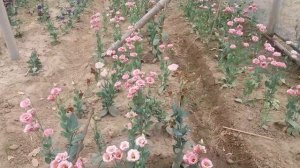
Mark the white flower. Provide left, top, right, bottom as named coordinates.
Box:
left=95, top=62, right=105, bottom=69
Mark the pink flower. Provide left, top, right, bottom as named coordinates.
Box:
left=114, top=81, right=122, bottom=90
left=113, top=149, right=123, bottom=160
left=19, top=112, right=33, bottom=124
left=164, top=57, right=170, bottom=60
left=125, top=122, right=132, bottom=130
left=26, top=108, right=36, bottom=116
left=159, top=44, right=165, bottom=49
left=43, top=128, right=54, bottom=137
left=125, top=111, right=138, bottom=118
left=127, top=149, right=140, bottom=162
left=200, top=158, right=213, bottom=168
left=102, top=153, right=113, bottom=162
left=266, top=46, right=275, bottom=52
left=130, top=52, right=138, bottom=57
left=50, top=160, right=59, bottom=168
left=252, top=35, right=259, bottom=42
left=128, top=86, right=139, bottom=95
left=118, top=47, right=126, bottom=52
left=135, top=134, right=147, bottom=147
left=235, top=30, right=243, bottom=36
left=120, top=141, right=130, bottom=151
left=51, top=87, right=62, bottom=96
left=227, top=21, right=234, bottom=26
left=47, top=94, right=56, bottom=101
left=122, top=73, right=130, bottom=80
left=23, top=122, right=40, bottom=133
left=234, top=17, right=245, bottom=23
left=132, top=69, right=141, bottom=76
left=287, top=89, right=297, bottom=96
left=136, top=79, right=146, bottom=88
left=57, top=160, right=73, bottom=168
left=106, top=50, right=116, bottom=56
left=20, top=98, right=31, bottom=108
left=256, top=24, right=267, bottom=32
left=223, top=6, right=234, bottom=13
left=75, top=158, right=85, bottom=168
left=252, top=58, right=260, bottom=65
left=95, top=62, right=105, bottom=69
left=273, top=52, right=281, bottom=57
left=167, top=43, right=174, bottom=48
left=260, top=61, right=268, bottom=68
left=106, top=145, right=118, bottom=154
left=193, top=144, right=207, bottom=154
left=145, top=77, right=155, bottom=85
left=228, top=29, right=236, bottom=34
left=243, top=43, right=249, bottom=47
left=230, top=44, right=236, bottom=49
left=112, top=55, right=118, bottom=60
left=55, top=152, right=69, bottom=162
left=168, top=64, right=179, bottom=71
left=258, top=55, right=266, bottom=61
left=183, top=151, right=198, bottom=165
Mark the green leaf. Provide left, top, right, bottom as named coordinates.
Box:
left=71, top=133, right=85, bottom=144
left=68, top=113, right=79, bottom=132
left=153, top=38, right=160, bottom=46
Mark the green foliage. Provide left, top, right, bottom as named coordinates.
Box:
left=27, top=50, right=42, bottom=75
left=147, top=15, right=165, bottom=60
left=171, top=104, right=188, bottom=168
left=286, top=96, right=300, bottom=136
left=42, top=137, right=55, bottom=164
left=73, top=89, right=85, bottom=119
left=243, top=68, right=262, bottom=97
left=6, top=2, right=22, bottom=37
left=58, top=103, right=82, bottom=162
left=97, top=80, right=117, bottom=111
left=96, top=32, right=104, bottom=61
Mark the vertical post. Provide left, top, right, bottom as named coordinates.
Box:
left=0, top=0, right=19, bottom=60
left=267, top=0, right=282, bottom=35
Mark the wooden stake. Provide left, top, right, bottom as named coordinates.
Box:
left=107, top=0, right=171, bottom=51
left=267, top=0, right=283, bottom=34
left=223, top=126, right=274, bottom=140
left=0, top=0, right=19, bottom=60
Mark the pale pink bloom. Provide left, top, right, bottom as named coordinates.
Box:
left=136, top=79, right=146, bottom=88
left=51, top=87, right=62, bottom=96
left=248, top=66, right=255, bottom=71
left=43, top=128, right=54, bottom=137
left=227, top=21, right=234, bottom=26
left=127, top=44, right=135, bottom=50
left=57, top=160, right=73, bottom=168
left=119, top=55, right=127, bottom=62
left=50, top=160, right=59, bottom=168
left=128, top=86, right=139, bottom=95
left=55, top=152, right=69, bottom=162
left=116, top=11, right=121, bottom=15
left=193, top=144, right=207, bottom=154
left=95, top=62, right=105, bottom=69
left=260, top=61, right=268, bottom=68
left=122, top=73, right=130, bottom=80
left=127, top=149, right=140, bottom=162
left=164, top=57, right=170, bottom=60
left=135, top=134, right=148, bottom=147
left=228, top=29, right=236, bottom=34
left=149, top=71, right=158, bottom=78
left=266, top=46, right=275, bottom=52
left=113, top=149, right=123, bottom=160
left=168, top=64, right=179, bottom=71
left=47, top=94, right=56, bottom=101
left=252, top=58, right=260, bottom=65
left=111, top=70, right=117, bottom=74
left=106, top=50, right=115, bottom=56
left=19, top=112, right=33, bottom=124
left=264, top=42, right=272, bottom=48
left=20, top=98, right=31, bottom=108
left=132, top=69, right=141, bottom=76
left=119, top=17, right=125, bottom=21
left=292, top=54, right=298, bottom=59
left=234, top=17, right=245, bottom=23
left=230, top=44, right=236, bottom=49
left=75, top=157, right=85, bottom=168
left=110, top=18, right=116, bottom=23
left=273, top=52, right=281, bottom=57
left=102, top=153, right=113, bottom=162
left=106, top=145, right=118, bottom=154
left=252, top=35, right=259, bottom=42
left=235, top=30, right=243, bottom=36
left=296, top=85, right=300, bottom=89
left=26, top=108, right=36, bottom=116
left=256, top=24, right=267, bottom=32
left=118, top=47, right=126, bottom=52
left=287, top=89, right=297, bottom=96
left=241, top=42, right=249, bottom=48
left=183, top=151, right=197, bottom=165
left=291, top=50, right=298, bottom=55
left=276, top=62, right=287, bottom=68
left=145, top=77, right=155, bottom=85
left=120, top=141, right=130, bottom=151
left=130, top=52, right=138, bottom=57
left=267, top=57, right=274, bottom=62
left=200, top=158, right=213, bottom=168
left=112, top=55, right=118, bottom=60
left=167, top=44, right=174, bottom=48
left=223, top=6, right=234, bottom=13
left=258, top=55, right=266, bottom=61
left=23, top=122, right=40, bottom=133
left=125, top=111, right=138, bottom=119
left=125, top=122, right=132, bottom=130
left=159, top=44, right=165, bottom=49
left=128, top=25, right=134, bottom=30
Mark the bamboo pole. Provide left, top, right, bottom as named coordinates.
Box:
left=267, top=0, right=282, bottom=34
left=107, top=0, right=171, bottom=52
left=0, top=0, right=19, bottom=60
left=223, top=126, right=274, bottom=140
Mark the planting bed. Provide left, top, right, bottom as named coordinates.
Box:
left=0, top=0, right=300, bottom=168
